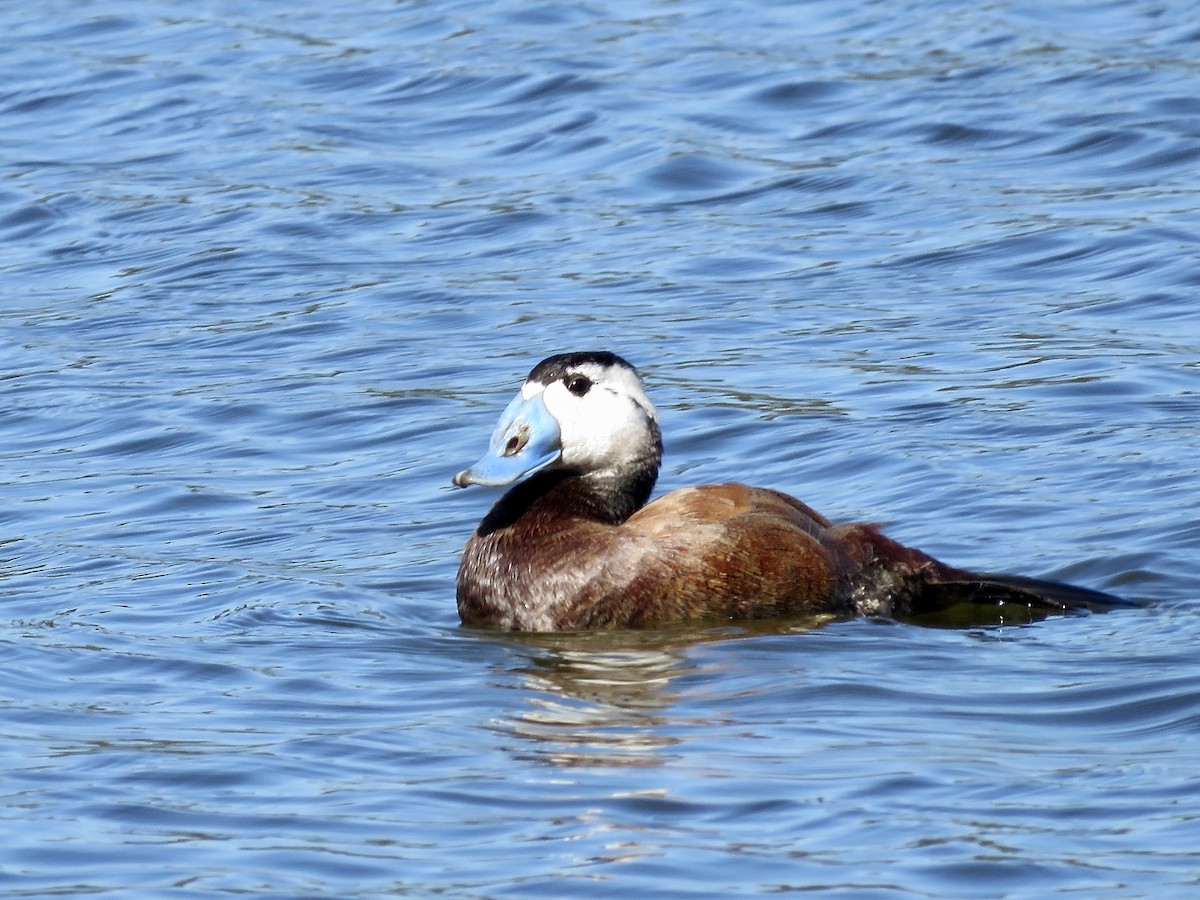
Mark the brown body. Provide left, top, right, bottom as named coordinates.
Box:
left=457, top=473, right=969, bottom=631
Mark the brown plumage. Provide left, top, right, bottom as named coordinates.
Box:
left=453, top=352, right=1135, bottom=632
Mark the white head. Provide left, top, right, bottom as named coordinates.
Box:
left=452, top=351, right=661, bottom=489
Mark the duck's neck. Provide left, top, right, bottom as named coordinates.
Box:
left=476, top=464, right=658, bottom=537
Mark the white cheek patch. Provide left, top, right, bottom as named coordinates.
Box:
left=541, top=372, right=655, bottom=474
left=520, top=380, right=547, bottom=401
left=539, top=379, right=570, bottom=420
left=608, top=369, right=657, bottom=424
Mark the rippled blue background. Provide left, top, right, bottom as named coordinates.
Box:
left=3, top=1, right=1199, bottom=896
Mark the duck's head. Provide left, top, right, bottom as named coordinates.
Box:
left=452, top=351, right=662, bottom=493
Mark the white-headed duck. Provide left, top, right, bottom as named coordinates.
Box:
left=452, top=351, right=1134, bottom=631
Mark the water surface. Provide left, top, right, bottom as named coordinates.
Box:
left=3, top=0, right=1199, bottom=896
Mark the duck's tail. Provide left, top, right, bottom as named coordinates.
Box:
left=832, top=523, right=1142, bottom=624
left=910, top=570, right=1143, bottom=625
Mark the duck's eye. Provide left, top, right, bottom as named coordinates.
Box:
left=565, top=375, right=592, bottom=397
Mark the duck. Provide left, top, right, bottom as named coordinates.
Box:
left=452, top=351, right=1135, bottom=632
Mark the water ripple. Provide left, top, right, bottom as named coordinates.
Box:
left=2, top=0, right=1199, bottom=896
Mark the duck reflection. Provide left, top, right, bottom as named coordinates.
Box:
left=488, top=617, right=834, bottom=768
left=484, top=599, right=1074, bottom=768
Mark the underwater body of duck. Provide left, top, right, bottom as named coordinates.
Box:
left=452, top=352, right=1137, bottom=632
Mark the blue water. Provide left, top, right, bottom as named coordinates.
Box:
left=3, top=0, right=1199, bottom=895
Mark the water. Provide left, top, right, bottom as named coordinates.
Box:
left=3, top=0, right=1199, bottom=895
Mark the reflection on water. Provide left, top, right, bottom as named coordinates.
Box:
left=492, top=621, right=829, bottom=768
left=499, top=630, right=698, bottom=769
left=490, top=596, right=1137, bottom=771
